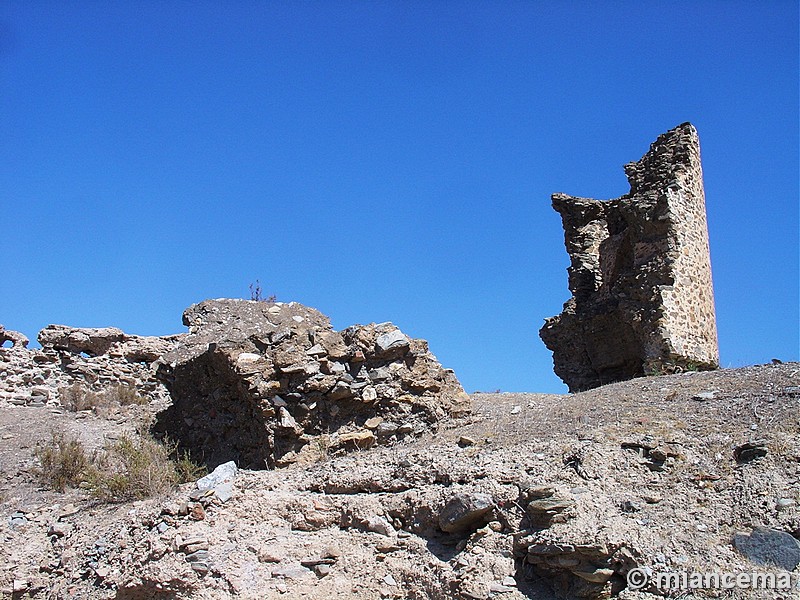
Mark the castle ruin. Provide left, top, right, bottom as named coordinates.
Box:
left=540, top=122, right=719, bottom=391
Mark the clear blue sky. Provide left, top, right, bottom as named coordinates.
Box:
left=2, top=1, right=798, bottom=393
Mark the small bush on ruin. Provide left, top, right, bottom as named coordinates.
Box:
left=34, top=430, right=92, bottom=492
left=249, top=279, right=277, bottom=303
left=59, top=383, right=108, bottom=412
left=58, top=383, right=148, bottom=415
left=107, top=384, right=149, bottom=406
left=169, top=440, right=207, bottom=483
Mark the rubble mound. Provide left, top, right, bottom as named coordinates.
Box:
left=2, top=364, right=798, bottom=600
left=154, top=299, right=470, bottom=469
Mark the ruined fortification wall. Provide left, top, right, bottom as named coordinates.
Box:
left=0, top=301, right=469, bottom=470
left=0, top=325, right=175, bottom=408
left=541, top=123, right=719, bottom=391
left=648, top=134, right=718, bottom=366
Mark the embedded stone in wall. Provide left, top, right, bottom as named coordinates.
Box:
left=39, top=325, right=127, bottom=356
left=38, top=324, right=180, bottom=363
left=540, top=123, right=719, bottom=392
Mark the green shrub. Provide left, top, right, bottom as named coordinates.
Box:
left=171, top=443, right=206, bottom=483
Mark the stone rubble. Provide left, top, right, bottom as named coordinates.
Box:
left=733, top=526, right=800, bottom=571
left=6, top=384, right=797, bottom=600
left=438, top=492, right=495, bottom=534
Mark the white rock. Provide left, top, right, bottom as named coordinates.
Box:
left=197, top=460, right=238, bottom=491
left=237, top=352, right=261, bottom=363
left=362, top=386, right=378, bottom=403
left=278, top=407, right=298, bottom=430
left=328, top=361, right=347, bottom=374
left=365, top=515, right=395, bottom=537
left=214, top=481, right=234, bottom=503
left=375, top=330, right=409, bottom=353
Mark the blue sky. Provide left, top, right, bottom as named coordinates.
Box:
left=2, top=1, right=798, bottom=393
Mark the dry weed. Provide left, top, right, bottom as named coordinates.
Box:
left=33, top=429, right=204, bottom=501
left=109, top=384, right=149, bottom=406
left=88, top=434, right=204, bottom=502
left=34, top=429, right=92, bottom=492
left=58, top=383, right=148, bottom=416
left=58, top=383, right=108, bottom=412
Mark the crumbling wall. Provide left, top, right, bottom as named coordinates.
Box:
left=540, top=123, right=719, bottom=391
left=0, top=325, right=29, bottom=349
left=154, top=299, right=470, bottom=469
left=0, top=326, right=176, bottom=407
left=1, top=301, right=469, bottom=468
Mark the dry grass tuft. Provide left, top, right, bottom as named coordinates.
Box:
left=58, top=383, right=149, bottom=416
left=88, top=434, right=178, bottom=501
left=34, top=429, right=92, bottom=492
left=34, top=429, right=204, bottom=501
left=59, top=383, right=106, bottom=412
left=110, top=384, right=149, bottom=406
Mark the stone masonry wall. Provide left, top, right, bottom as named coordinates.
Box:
left=1, top=301, right=469, bottom=471
left=540, top=123, right=719, bottom=391
left=0, top=326, right=174, bottom=408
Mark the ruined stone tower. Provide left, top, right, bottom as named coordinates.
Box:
left=540, top=123, right=719, bottom=392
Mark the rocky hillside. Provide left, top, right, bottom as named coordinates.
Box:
left=0, top=303, right=798, bottom=599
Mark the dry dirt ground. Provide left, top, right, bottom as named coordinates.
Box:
left=1, top=362, right=799, bottom=600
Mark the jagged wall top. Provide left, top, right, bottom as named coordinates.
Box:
left=623, top=122, right=700, bottom=196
